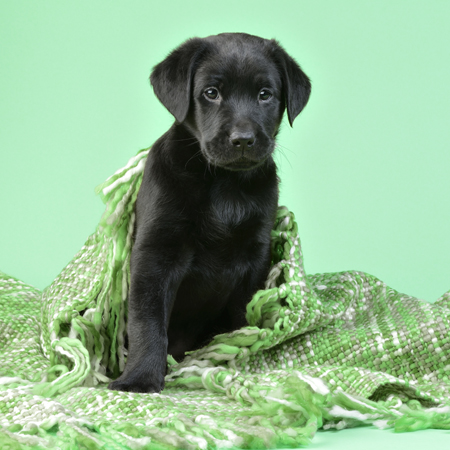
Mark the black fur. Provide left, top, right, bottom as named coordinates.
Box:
left=108, top=33, right=311, bottom=393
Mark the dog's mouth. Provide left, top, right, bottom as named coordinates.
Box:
left=223, top=157, right=263, bottom=171
left=201, top=140, right=273, bottom=172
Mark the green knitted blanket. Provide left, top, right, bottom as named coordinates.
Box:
left=1, top=148, right=450, bottom=450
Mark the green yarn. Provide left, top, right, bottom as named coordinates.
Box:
left=1, top=147, right=450, bottom=449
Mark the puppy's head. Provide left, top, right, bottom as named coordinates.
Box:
left=150, top=33, right=311, bottom=171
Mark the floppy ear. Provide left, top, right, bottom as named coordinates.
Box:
left=270, top=40, right=311, bottom=127
left=150, top=38, right=208, bottom=123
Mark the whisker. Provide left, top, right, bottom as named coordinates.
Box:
left=280, top=151, right=293, bottom=170
left=275, top=142, right=294, bottom=155
left=185, top=139, right=200, bottom=148
left=184, top=149, right=202, bottom=169
left=274, top=144, right=293, bottom=170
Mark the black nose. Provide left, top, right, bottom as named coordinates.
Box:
left=230, top=132, right=255, bottom=149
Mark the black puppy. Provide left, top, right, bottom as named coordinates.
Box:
left=108, top=33, right=311, bottom=393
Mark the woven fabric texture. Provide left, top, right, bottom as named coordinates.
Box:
left=1, top=148, right=450, bottom=450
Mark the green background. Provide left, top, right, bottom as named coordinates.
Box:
left=0, top=1, right=449, bottom=448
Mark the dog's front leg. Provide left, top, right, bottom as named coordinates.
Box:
left=108, top=241, right=190, bottom=393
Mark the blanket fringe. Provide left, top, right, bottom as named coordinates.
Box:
left=32, top=148, right=149, bottom=397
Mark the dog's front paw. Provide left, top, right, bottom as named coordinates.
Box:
left=108, top=371, right=165, bottom=393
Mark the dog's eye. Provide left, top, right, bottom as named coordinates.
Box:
left=204, top=88, right=219, bottom=100
left=259, top=89, right=272, bottom=101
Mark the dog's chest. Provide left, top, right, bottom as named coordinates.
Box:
left=204, top=181, right=256, bottom=232
left=184, top=182, right=264, bottom=271
left=209, top=194, right=251, bottom=230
